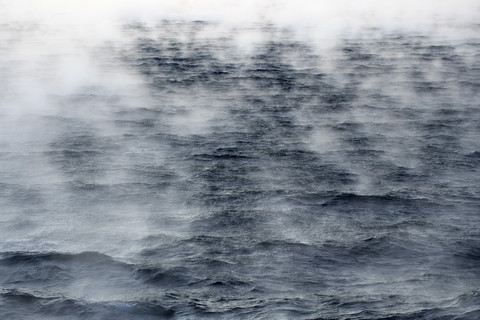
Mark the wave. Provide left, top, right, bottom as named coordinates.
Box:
left=0, top=251, right=121, bottom=264
left=0, top=251, right=131, bottom=286
left=320, top=192, right=431, bottom=207
left=0, top=288, right=175, bottom=320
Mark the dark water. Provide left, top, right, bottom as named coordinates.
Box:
left=1, top=16, right=480, bottom=320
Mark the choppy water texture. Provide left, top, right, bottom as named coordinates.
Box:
left=1, top=5, right=480, bottom=320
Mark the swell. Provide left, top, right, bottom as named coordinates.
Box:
left=0, top=288, right=175, bottom=320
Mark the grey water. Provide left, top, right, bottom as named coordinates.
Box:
left=1, top=1, right=480, bottom=319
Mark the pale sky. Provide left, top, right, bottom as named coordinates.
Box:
left=1, top=0, right=478, bottom=26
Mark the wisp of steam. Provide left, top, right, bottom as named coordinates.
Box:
left=1, top=1, right=479, bottom=319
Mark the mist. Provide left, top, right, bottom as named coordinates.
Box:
left=1, top=1, right=480, bottom=319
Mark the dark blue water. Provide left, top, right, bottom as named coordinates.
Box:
left=1, top=11, right=480, bottom=320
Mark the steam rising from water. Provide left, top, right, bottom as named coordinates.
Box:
left=2, top=1, right=480, bottom=40
left=1, top=1, right=480, bottom=319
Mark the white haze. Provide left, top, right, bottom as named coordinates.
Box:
left=1, top=0, right=478, bottom=105
left=0, top=2, right=478, bottom=312
left=1, top=0, right=478, bottom=116
left=1, top=0, right=479, bottom=251
left=1, top=0, right=479, bottom=253
left=1, top=0, right=479, bottom=35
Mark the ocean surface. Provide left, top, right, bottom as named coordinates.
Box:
left=1, top=2, right=480, bottom=319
